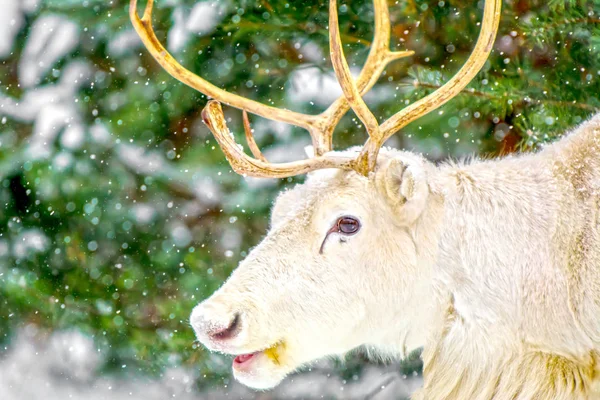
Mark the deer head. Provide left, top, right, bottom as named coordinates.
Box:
left=131, top=0, right=501, bottom=389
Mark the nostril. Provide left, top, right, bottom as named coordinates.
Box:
left=211, top=313, right=241, bottom=340
left=190, top=304, right=243, bottom=343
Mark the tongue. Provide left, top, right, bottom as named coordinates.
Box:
left=234, top=353, right=255, bottom=364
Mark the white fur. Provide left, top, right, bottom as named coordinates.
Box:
left=191, top=114, right=600, bottom=399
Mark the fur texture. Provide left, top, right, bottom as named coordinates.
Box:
left=191, top=114, right=600, bottom=399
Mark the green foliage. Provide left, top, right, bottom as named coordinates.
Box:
left=1, top=0, right=599, bottom=391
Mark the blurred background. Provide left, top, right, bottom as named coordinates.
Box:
left=0, top=0, right=598, bottom=398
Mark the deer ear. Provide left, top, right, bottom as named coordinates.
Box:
left=376, top=157, right=429, bottom=224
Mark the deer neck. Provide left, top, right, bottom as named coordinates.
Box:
left=418, top=161, right=600, bottom=399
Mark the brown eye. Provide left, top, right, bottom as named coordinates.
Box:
left=319, top=216, right=361, bottom=254
left=337, top=216, right=360, bottom=235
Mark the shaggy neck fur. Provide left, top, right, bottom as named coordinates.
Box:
left=411, top=115, right=600, bottom=399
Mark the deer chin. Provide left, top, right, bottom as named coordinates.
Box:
left=231, top=341, right=291, bottom=390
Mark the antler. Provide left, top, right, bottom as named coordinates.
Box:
left=330, top=0, right=502, bottom=174
left=129, top=0, right=318, bottom=131
left=201, top=101, right=355, bottom=178
left=313, top=0, right=414, bottom=154
left=131, top=0, right=501, bottom=178
left=355, top=0, right=503, bottom=173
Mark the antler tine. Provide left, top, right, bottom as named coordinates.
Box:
left=329, top=0, right=381, bottom=142
left=129, top=0, right=318, bottom=132
left=358, top=0, right=502, bottom=171
left=202, top=101, right=356, bottom=178
left=314, top=0, right=413, bottom=155
left=243, top=111, right=267, bottom=162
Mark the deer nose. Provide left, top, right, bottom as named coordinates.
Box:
left=190, top=302, right=242, bottom=343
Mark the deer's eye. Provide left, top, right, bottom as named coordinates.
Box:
left=337, top=216, right=360, bottom=235
left=319, top=216, right=361, bottom=254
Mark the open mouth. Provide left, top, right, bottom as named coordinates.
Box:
left=232, top=342, right=283, bottom=370
left=228, top=341, right=290, bottom=390
left=233, top=352, right=257, bottom=365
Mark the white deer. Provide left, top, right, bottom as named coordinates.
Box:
left=131, top=0, right=600, bottom=398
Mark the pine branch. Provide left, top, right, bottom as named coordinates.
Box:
left=410, top=82, right=600, bottom=112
